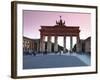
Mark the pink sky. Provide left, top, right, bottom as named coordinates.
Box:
left=23, top=10, right=91, bottom=40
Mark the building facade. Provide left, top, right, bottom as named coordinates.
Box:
left=23, top=37, right=40, bottom=54
left=23, top=37, right=34, bottom=53
left=84, top=37, right=91, bottom=53
left=75, top=37, right=91, bottom=53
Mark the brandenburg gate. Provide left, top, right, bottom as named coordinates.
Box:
left=39, top=16, right=80, bottom=53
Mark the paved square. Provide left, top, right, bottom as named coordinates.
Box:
left=23, top=53, right=90, bottom=69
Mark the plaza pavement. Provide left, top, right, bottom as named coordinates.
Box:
left=23, top=53, right=90, bottom=69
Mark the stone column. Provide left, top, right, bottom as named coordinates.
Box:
left=37, top=41, right=39, bottom=52
left=40, top=36, right=42, bottom=52
left=29, top=41, right=31, bottom=52
left=76, top=35, right=80, bottom=52
left=32, top=41, right=33, bottom=51
left=29, top=41, right=31, bottom=51
left=54, top=36, right=58, bottom=52
left=77, top=35, right=79, bottom=44
left=70, top=36, right=73, bottom=52
left=23, top=40, right=25, bottom=52
left=40, top=35, right=45, bottom=53
left=30, top=40, right=32, bottom=51
left=26, top=41, right=29, bottom=52
left=63, top=36, right=66, bottom=53
left=47, top=36, right=51, bottom=53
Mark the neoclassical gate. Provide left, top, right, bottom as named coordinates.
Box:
left=39, top=16, right=80, bottom=53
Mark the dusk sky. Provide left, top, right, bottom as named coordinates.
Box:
left=23, top=10, right=91, bottom=49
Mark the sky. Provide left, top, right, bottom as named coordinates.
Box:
left=23, top=10, right=91, bottom=50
